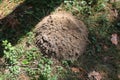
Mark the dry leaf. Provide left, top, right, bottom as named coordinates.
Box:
left=111, top=33, right=118, bottom=45
left=71, top=67, right=80, bottom=73
left=88, top=71, right=102, bottom=80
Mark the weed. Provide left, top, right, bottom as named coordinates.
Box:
left=2, top=39, right=62, bottom=80
left=2, top=40, right=18, bottom=65
left=64, top=0, right=108, bottom=15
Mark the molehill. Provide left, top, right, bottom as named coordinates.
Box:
left=34, top=11, right=88, bottom=61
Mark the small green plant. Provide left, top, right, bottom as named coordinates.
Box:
left=9, top=65, right=20, bottom=75
left=2, top=40, right=21, bottom=79
left=38, top=57, right=53, bottom=80
left=2, top=39, right=62, bottom=80
left=64, top=0, right=91, bottom=15
left=64, top=0, right=108, bottom=15
left=2, top=40, right=18, bottom=65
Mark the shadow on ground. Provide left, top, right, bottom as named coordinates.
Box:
left=63, top=32, right=120, bottom=80
left=0, top=0, right=63, bottom=57
left=78, top=37, right=120, bottom=80
left=66, top=16, right=120, bottom=80
left=62, top=6, right=120, bottom=80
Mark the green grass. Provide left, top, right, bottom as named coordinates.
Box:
left=0, top=0, right=120, bottom=80
left=1, top=32, right=63, bottom=80
left=62, top=0, right=120, bottom=80
left=0, top=0, right=63, bottom=80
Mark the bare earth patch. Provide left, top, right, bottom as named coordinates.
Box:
left=34, top=11, right=88, bottom=61
left=0, top=0, right=24, bottom=19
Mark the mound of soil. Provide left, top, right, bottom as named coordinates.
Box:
left=34, top=11, right=88, bottom=61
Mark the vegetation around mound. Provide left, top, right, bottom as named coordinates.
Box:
left=0, top=0, right=120, bottom=80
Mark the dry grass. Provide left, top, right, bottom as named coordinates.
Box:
left=0, top=0, right=24, bottom=19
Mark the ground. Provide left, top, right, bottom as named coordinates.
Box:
left=34, top=11, right=88, bottom=61
left=0, top=0, right=120, bottom=80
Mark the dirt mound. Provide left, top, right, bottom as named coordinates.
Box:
left=34, top=11, right=88, bottom=61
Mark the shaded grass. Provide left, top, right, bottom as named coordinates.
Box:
left=0, top=0, right=63, bottom=57
left=0, top=0, right=64, bottom=79
left=61, top=1, right=120, bottom=80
